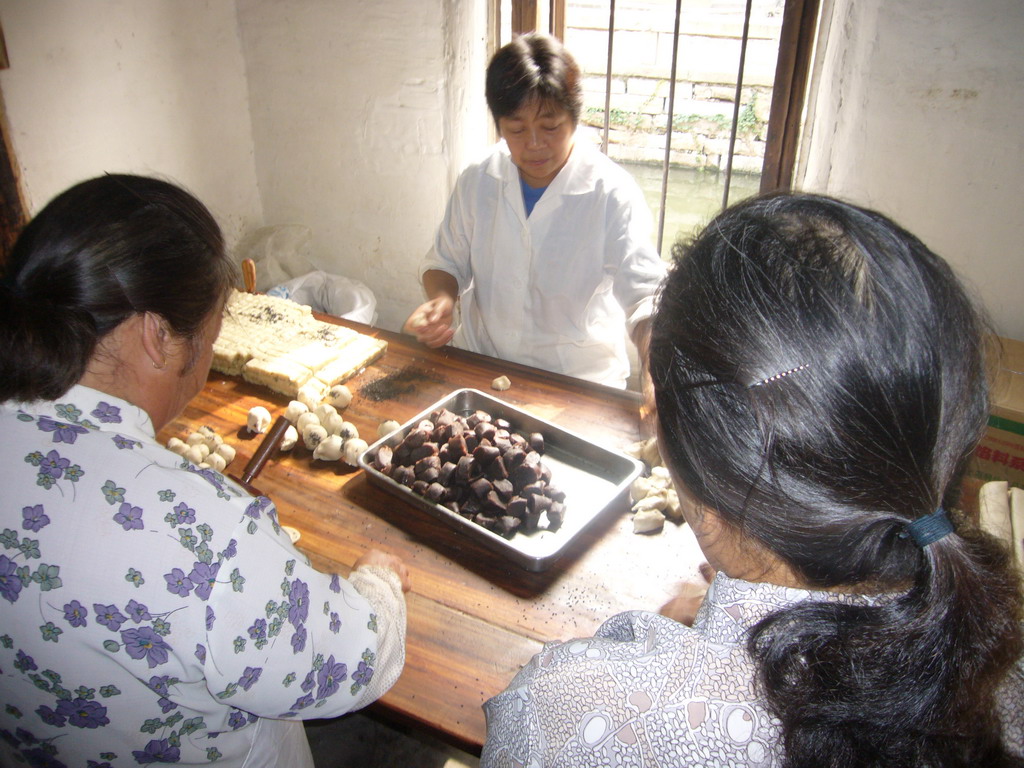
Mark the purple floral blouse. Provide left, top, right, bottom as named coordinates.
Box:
left=0, top=386, right=404, bottom=766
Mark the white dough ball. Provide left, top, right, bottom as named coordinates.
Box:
left=204, top=452, right=227, bottom=473
left=313, top=434, right=344, bottom=462
left=166, top=437, right=189, bottom=456
left=280, top=425, right=299, bottom=452
left=185, top=431, right=207, bottom=447
left=184, top=445, right=207, bottom=465
left=338, top=421, right=359, bottom=442
left=297, top=381, right=328, bottom=410
left=322, top=411, right=345, bottom=436
left=377, top=420, right=402, bottom=439
left=296, top=412, right=322, bottom=433
left=247, top=406, right=272, bottom=434
left=284, top=400, right=309, bottom=424
left=326, top=384, right=352, bottom=409
left=632, top=507, right=666, bottom=534
left=314, top=403, right=338, bottom=423
left=342, top=438, right=368, bottom=467
left=302, top=423, right=329, bottom=451
left=202, top=432, right=224, bottom=452
left=215, top=443, right=236, bottom=465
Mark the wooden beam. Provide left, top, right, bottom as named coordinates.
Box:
left=760, top=0, right=820, bottom=193
left=512, top=0, right=539, bottom=35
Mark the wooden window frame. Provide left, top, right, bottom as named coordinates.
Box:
left=502, top=0, right=821, bottom=202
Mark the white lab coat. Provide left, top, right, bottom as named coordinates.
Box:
left=422, top=138, right=665, bottom=388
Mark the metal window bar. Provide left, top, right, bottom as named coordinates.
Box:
left=594, top=0, right=758, bottom=253
left=513, top=0, right=763, bottom=252
left=600, top=1, right=616, bottom=155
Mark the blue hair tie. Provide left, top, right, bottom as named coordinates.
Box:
left=903, top=507, right=954, bottom=547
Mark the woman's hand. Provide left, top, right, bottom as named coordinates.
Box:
left=403, top=295, right=455, bottom=348
left=355, top=549, right=412, bottom=592
left=659, top=562, right=716, bottom=626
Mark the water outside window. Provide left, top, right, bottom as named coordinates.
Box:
left=502, top=0, right=785, bottom=257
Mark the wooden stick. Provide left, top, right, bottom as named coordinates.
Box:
left=242, top=258, right=257, bottom=293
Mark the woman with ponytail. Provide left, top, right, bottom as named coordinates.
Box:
left=0, top=175, right=409, bottom=767
left=482, top=193, right=1023, bottom=767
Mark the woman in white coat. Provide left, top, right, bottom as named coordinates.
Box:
left=404, top=33, right=665, bottom=389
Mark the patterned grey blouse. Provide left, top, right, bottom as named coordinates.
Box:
left=482, top=572, right=1024, bottom=767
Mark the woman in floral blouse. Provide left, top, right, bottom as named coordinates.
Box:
left=0, top=175, right=410, bottom=767
left=482, top=194, right=1023, bottom=767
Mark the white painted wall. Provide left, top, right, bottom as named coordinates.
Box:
left=800, top=0, right=1024, bottom=341
left=234, top=0, right=490, bottom=333
left=1, top=0, right=1019, bottom=340
left=0, top=0, right=262, bottom=247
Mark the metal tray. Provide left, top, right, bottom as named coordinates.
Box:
left=358, top=388, right=642, bottom=571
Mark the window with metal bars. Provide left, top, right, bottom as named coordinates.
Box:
left=496, top=0, right=818, bottom=255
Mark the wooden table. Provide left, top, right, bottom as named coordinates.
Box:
left=159, top=319, right=705, bottom=755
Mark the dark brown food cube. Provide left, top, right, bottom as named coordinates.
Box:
left=472, top=443, right=500, bottom=467
left=545, top=486, right=566, bottom=503
left=425, top=482, right=447, bottom=503
left=507, top=497, right=528, bottom=520
left=432, top=422, right=454, bottom=444
left=474, top=421, right=497, bottom=442
left=466, top=410, right=491, bottom=428
left=484, top=490, right=507, bottom=513
left=417, top=466, right=440, bottom=483
left=522, top=506, right=542, bottom=532
left=505, top=446, right=526, bottom=469
left=394, top=445, right=411, bottom=465
left=492, top=478, right=514, bottom=501
left=529, top=432, right=545, bottom=453
left=401, top=429, right=430, bottom=450
left=473, top=512, right=498, bottom=531
left=461, top=494, right=482, bottom=516
left=485, top=455, right=509, bottom=481
left=447, top=433, right=468, bottom=458
left=546, top=501, right=565, bottom=531
left=410, top=442, right=439, bottom=462
left=411, top=480, right=429, bottom=496
left=496, top=515, right=521, bottom=539
left=520, top=482, right=545, bottom=499
left=455, top=454, right=475, bottom=481
left=374, top=444, right=394, bottom=472
left=438, top=461, right=458, bottom=486
left=414, top=455, right=441, bottom=476
left=470, top=477, right=493, bottom=499
left=392, top=465, right=416, bottom=487
left=510, top=463, right=540, bottom=491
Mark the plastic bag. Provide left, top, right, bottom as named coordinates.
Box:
left=240, top=225, right=315, bottom=293
left=268, top=270, right=378, bottom=325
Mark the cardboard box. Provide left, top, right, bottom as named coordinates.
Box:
left=961, top=336, right=1024, bottom=518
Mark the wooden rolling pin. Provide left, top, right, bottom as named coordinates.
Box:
left=230, top=415, right=290, bottom=496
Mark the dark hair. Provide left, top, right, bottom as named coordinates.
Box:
left=0, top=174, right=233, bottom=401
left=649, top=193, right=1023, bottom=767
left=485, top=32, right=583, bottom=127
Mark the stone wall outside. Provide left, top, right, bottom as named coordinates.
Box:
left=562, top=0, right=784, bottom=174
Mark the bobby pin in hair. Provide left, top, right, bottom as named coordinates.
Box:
left=747, top=364, right=810, bottom=389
